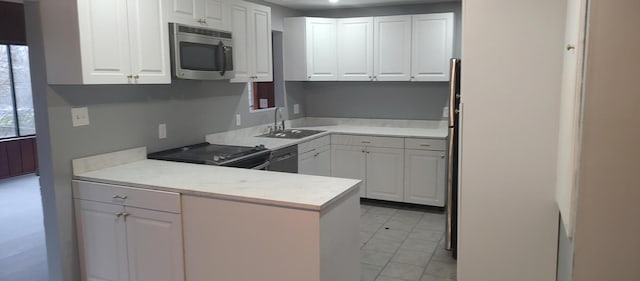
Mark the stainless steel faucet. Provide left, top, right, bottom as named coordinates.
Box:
left=274, top=107, right=284, bottom=132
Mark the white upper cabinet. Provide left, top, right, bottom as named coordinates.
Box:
left=41, top=0, right=170, bottom=84
left=283, top=17, right=338, bottom=81
left=337, top=17, right=374, bottom=81
left=230, top=0, right=272, bottom=83
left=373, top=15, right=412, bottom=81
left=164, top=0, right=231, bottom=31
left=411, top=13, right=454, bottom=81
left=306, top=18, right=338, bottom=81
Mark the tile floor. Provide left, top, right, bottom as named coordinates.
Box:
left=360, top=201, right=456, bottom=281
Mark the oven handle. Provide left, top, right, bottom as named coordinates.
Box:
left=251, top=160, right=270, bottom=170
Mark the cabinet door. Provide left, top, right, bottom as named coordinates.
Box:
left=314, top=147, right=331, bottom=177
left=251, top=4, right=273, bottom=82
left=75, top=200, right=129, bottom=281
left=411, top=13, right=454, bottom=82
left=77, top=0, right=131, bottom=84
left=306, top=18, right=338, bottom=81
left=127, top=0, right=171, bottom=84
left=299, top=146, right=331, bottom=176
left=125, top=207, right=184, bottom=281
left=337, top=17, right=374, bottom=81
left=298, top=151, right=315, bottom=175
left=202, top=0, right=231, bottom=30
left=366, top=147, right=404, bottom=202
left=331, top=145, right=366, bottom=197
left=404, top=149, right=446, bottom=206
left=230, top=1, right=250, bottom=82
left=373, top=16, right=412, bottom=81
left=164, top=0, right=198, bottom=25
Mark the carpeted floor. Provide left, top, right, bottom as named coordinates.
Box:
left=0, top=174, right=48, bottom=281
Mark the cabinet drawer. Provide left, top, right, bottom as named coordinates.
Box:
left=73, top=180, right=181, bottom=213
left=405, top=138, right=446, bottom=151
left=331, top=134, right=404, bottom=148
left=298, top=135, right=331, bottom=154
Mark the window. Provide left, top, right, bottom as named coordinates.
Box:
left=0, top=44, right=35, bottom=138
left=248, top=81, right=275, bottom=111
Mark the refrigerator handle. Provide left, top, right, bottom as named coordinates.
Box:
left=448, top=58, right=459, bottom=127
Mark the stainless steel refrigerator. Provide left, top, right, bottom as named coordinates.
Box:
left=445, top=58, right=461, bottom=258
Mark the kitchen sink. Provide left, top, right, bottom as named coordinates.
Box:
left=257, top=129, right=326, bottom=139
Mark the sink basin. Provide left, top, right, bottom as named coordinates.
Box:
left=257, top=129, right=326, bottom=139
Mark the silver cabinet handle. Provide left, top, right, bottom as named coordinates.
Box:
left=566, top=44, right=575, bottom=51
left=112, top=194, right=128, bottom=199
left=133, top=74, right=139, bottom=79
left=116, top=212, right=123, bottom=218
left=121, top=212, right=130, bottom=218
left=361, top=140, right=371, bottom=144
left=440, top=155, right=445, bottom=159
left=313, top=153, right=320, bottom=157
left=420, top=144, right=431, bottom=147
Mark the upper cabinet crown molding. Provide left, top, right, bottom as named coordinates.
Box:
left=40, top=0, right=171, bottom=85
left=164, top=0, right=231, bottom=31
left=284, top=13, right=455, bottom=82
left=230, top=0, right=273, bottom=83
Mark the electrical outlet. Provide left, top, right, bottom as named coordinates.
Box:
left=443, top=106, right=449, bottom=118
left=71, top=107, right=90, bottom=127
left=293, top=104, right=300, bottom=114
left=159, top=124, right=167, bottom=139
left=235, top=114, right=241, bottom=126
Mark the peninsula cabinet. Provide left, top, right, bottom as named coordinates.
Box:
left=73, top=181, right=184, bottom=281
left=40, top=0, right=171, bottom=84
left=230, top=0, right=273, bottom=82
left=164, top=0, right=231, bottom=31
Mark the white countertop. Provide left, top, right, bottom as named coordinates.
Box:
left=74, top=159, right=361, bottom=211
left=205, top=118, right=448, bottom=151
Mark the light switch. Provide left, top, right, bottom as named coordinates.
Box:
left=235, top=114, right=241, bottom=126
left=71, top=107, right=90, bottom=127
left=443, top=106, right=449, bottom=118
left=293, top=104, right=300, bottom=114
left=158, top=124, right=167, bottom=139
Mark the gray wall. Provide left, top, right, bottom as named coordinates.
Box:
left=299, top=81, right=448, bottom=120
left=297, top=2, right=461, bottom=120
left=26, top=1, right=301, bottom=280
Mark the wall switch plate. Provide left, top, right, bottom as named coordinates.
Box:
left=293, top=104, right=300, bottom=114
left=443, top=106, right=449, bottom=118
left=71, top=107, right=90, bottom=127
left=235, top=114, right=241, bottom=126
left=158, top=124, right=167, bottom=139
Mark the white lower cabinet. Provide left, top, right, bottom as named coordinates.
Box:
left=404, top=149, right=446, bottom=206
left=298, top=135, right=331, bottom=176
left=299, top=145, right=331, bottom=176
left=73, top=181, right=184, bottom=281
left=330, top=135, right=446, bottom=207
left=365, top=147, right=404, bottom=201
left=331, top=145, right=367, bottom=197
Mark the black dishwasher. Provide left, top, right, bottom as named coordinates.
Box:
left=268, top=145, right=298, bottom=173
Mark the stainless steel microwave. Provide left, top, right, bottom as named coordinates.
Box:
left=169, top=23, right=234, bottom=80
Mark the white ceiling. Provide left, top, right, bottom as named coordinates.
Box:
left=264, top=0, right=459, bottom=11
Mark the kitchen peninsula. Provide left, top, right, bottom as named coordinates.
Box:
left=71, top=147, right=361, bottom=281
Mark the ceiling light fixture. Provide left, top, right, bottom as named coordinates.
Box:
left=329, top=0, right=339, bottom=3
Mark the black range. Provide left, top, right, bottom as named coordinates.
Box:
left=148, top=143, right=272, bottom=170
